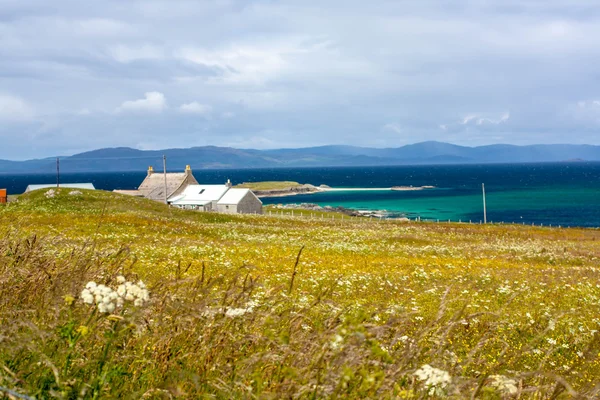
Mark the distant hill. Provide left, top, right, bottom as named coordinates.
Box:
left=1, top=141, right=600, bottom=173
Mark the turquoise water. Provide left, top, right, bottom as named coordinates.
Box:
left=2, top=163, right=600, bottom=227
left=289, top=186, right=599, bottom=225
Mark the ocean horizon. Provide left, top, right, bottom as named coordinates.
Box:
left=1, top=162, right=599, bottom=227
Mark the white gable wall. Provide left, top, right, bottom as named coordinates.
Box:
left=217, top=189, right=263, bottom=214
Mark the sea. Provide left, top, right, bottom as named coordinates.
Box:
left=1, top=163, right=599, bottom=227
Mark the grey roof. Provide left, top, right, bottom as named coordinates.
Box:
left=25, top=183, right=95, bottom=192
left=137, top=172, right=197, bottom=201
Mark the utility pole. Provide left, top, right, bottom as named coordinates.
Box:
left=56, top=157, right=60, bottom=189
left=163, top=155, right=168, bottom=204
left=482, top=183, right=487, bottom=224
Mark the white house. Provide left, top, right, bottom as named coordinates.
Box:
left=168, top=184, right=263, bottom=214
left=25, top=183, right=95, bottom=193
left=217, top=188, right=262, bottom=214
left=168, top=185, right=230, bottom=211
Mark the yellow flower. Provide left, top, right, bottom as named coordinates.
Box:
left=76, top=325, right=89, bottom=337
left=64, top=294, right=75, bottom=306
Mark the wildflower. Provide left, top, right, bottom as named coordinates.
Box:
left=330, top=334, right=344, bottom=350
left=80, top=278, right=150, bottom=313
left=414, top=365, right=451, bottom=395
left=225, top=307, right=250, bottom=317
left=81, top=289, right=94, bottom=305
left=76, top=325, right=89, bottom=336
left=64, top=294, right=75, bottom=306
left=489, top=375, right=518, bottom=395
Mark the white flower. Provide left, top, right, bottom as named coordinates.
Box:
left=80, top=289, right=94, bottom=304
left=414, top=365, right=451, bottom=395
left=489, top=375, right=518, bottom=395
left=330, top=334, right=344, bottom=350
left=225, top=307, right=250, bottom=318
left=80, top=278, right=149, bottom=313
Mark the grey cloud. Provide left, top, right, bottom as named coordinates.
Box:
left=1, top=0, right=600, bottom=159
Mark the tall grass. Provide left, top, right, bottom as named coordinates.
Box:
left=1, top=190, right=600, bottom=398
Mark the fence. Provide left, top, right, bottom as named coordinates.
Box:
left=257, top=208, right=579, bottom=229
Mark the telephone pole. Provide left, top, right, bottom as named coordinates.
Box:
left=163, top=155, right=168, bottom=204
left=56, top=157, right=60, bottom=189
left=482, top=183, right=487, bottom=224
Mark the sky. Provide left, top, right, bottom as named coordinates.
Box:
left=2, top=0, right=600, bottom=160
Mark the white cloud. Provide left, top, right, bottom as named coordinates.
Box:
left=461, top=115, right=477, bottom=125
left=117, top=92, right=167, bottom=113
left=460, top=112, right=510, bottom=126
left=177, top=45, right=288, bottom=85
left=382, top=123, right=402, bottom=134
left=75, top=18, right=132, bottom=37
left=0, top=94, right=34, bottom=121
left=109, top=44, right=165, bottom=63
left=179, top=102, right=212, bottom=115
left=221, top=111, right=235, bottom=119
left=571, top=100, right=600, bottom=124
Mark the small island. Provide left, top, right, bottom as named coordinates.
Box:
left=234, top=181, right=320, bottom=197
left=235, top=181, right=436, bottom=197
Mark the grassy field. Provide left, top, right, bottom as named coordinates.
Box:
left=235, top=181, right=304, bottom=190
left=1, top=188, right=600, bottom=398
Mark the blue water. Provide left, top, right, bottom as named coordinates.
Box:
left=1, top=163, right=599, bottom=227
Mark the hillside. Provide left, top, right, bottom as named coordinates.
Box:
left=1, top=190, right=600, bottom=398
left=2, top=141, right=600, bottom=173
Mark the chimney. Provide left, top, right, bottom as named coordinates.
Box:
left=147, top=166, right=154, bottom=176
left=226, top=179, right=232, bottom=188
left=185, top=165, right=192, bottom=176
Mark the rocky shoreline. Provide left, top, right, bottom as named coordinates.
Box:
left=253, top=184, right=323, bottom=198
left=271, top=203, right=410, bottom=220
left=391, top=185, right=436, bottom=191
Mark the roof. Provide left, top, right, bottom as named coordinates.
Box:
left=218, top=188, right=261, bottom=205
left=26, top=183, right=95, bottom=192
left=137, top=172, right=197, bottom=201
left=168, top=185, right=229, bottom=205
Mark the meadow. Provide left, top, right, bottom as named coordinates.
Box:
left=1, top=188, right=600, bottom=399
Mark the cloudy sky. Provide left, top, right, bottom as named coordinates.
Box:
left=2, top=0, right=600, bottom=159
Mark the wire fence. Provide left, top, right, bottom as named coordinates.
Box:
left=255, top=208, right=577, bottom=229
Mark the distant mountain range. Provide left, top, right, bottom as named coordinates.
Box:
left=1, top=141, right=600, bottom=173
